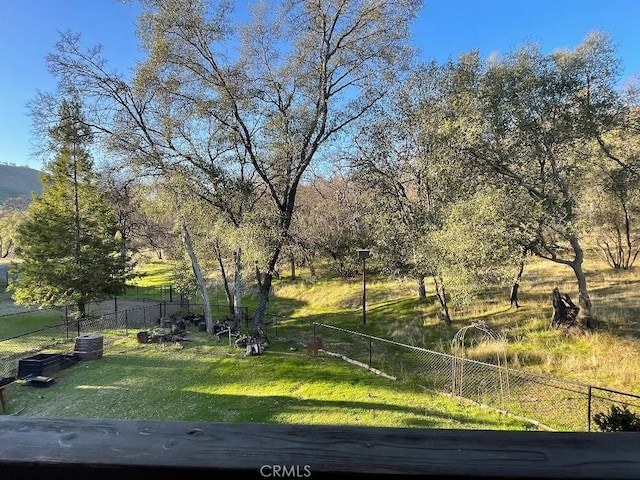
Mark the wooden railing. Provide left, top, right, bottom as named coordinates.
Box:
left=1, top=417, right=639, bottom=479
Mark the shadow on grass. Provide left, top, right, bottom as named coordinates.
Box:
left=4, top=336, right=524, bottom=430
left=172, top=391, right=517, bottom=430
left=5, top=373, right=518, bottom=431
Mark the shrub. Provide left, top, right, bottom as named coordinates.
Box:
left=593, top=405, right=640, bottom=432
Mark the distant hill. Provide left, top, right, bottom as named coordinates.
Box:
left=0, top=164, right=42, bottom=204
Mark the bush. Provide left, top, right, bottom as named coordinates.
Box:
left=593, top=405, right=640, bottom=432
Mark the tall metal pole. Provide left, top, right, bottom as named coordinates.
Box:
left=362, top=257, right=367, bottom=325
left=587, top=386, right=593, bottom=432
left=357, top=249, right=370, bottom=325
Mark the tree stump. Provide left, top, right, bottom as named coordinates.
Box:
left=551, top=287, right=580, bottom=328
left=509, top=282, right=520, bottom=309
left=137, top=331, right=149, bottom=344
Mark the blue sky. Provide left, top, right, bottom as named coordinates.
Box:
left=1, top=0, right=640, bottom=170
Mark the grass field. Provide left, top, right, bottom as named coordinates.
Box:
left=2, top=332, right=530, bottom=430
left=2, top=251, right=639, bottom=428
left=0, top=260, right=67, bottom=340
left=266, top=255, right=640, bottom=396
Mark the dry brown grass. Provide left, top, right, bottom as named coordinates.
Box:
left=449, top=252, right=640, bottom=395
left=274, top=254, right=640, bottom=395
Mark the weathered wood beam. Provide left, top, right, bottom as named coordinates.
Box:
left=1, top=416, right=639, bottom=479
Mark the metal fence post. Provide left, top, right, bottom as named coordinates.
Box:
left=587, top=386, right=593, bottom=432
left=313, top=322, right=316, bottom=341
left=369, top=338, right=373, bottom=367
left=125, top=309, right=129, bottom=336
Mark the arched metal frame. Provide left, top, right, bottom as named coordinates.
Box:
left=451, top=321, right=510, bottom=407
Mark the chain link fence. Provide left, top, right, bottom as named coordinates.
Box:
left=0, top=302, right=189, bottom=378
left=0, top=299, right=253, bottom=379
left=301, top=322, right=640, bottom=432
left=0, top=265, right=17, bottom=288
left=5, top=300, right=638, bottom=432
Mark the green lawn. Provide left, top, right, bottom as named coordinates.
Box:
left=4, top=253, right=640, bottom=428
left=129, top=257, right=174, bottom=287
left=3, top=333, right=531, bottom=430
left=0, top=308, right=65, bottom=340
left=267, top=260, right=640, bottom=396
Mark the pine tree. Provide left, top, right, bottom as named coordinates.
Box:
left=9, top=99, right=132, bottom=316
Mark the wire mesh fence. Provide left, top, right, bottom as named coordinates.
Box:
left=306, top=322, right=640, bottom=432
left=4, top=299, right=639, bottom=432
left=0, top=299, right=255, bottom=379
left=121, top=284, right=176, bottom=302
left=0, top=265, right=17, bottom=288
left=0, top=321, right=71, bottom=378
left=0, top=302, right=188, bottom=378
left=77, top=302, right=183, bottom=334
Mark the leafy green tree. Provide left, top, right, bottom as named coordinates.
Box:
left=433, top=33, right=627, bottom=329
left=135, top=181, right=180, bottom=261
left=0, top=198, right=28, bottom=258
left=580, top=108, right=640, bottom=269
left=9, top=100, right=132, bottom=316
left=97, top=163, right=147, bottom=257
left=581, top=165, right=640, bottom=269
left=290, top=174, right=368, bottom=279
left=351, top=63, right=477, bottom=324
left=590, top=78, right=640, bottom=176
left=429, top=189, right=528, bottom=307
left=45, top=0, right=421, bottom=335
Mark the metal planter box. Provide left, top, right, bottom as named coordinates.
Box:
left=17, top=353, right=62, bottom=379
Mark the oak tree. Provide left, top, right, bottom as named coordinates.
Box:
left=434, top=33, right=626, bottom=329
left=46, top=0, right=421, bottom=334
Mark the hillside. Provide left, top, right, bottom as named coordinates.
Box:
left=263, top=254, right=640, bottom=396
left=0, top=164, right=42, bottom=203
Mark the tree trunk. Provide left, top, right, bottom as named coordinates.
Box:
left=510, top=260, right=525, bottom=309
left=253, top=274, right=272, bottom=336
left=624, top=204, right=632, bottom=269
left=72, top=144, right=81, bottom=269
left=252, top=245, right=281, bottom=336
left=255, top=261, right=263, bottom=288
left=305, top=252, right=317, bottom=282
left=180, top=216, right=213, bottom=333
left=233, top=248, right=243, bottom=329
left=417, top=274, right=427, bottom=301
left=290, top=253, right=296, bottom=280
left=213, top=238, right=234, bottom=317
left=539, top=236, right=594, bottom=331
left=571, top=263, right=593, bottom=329
left=0, top=238, right=13, bottom=258
left=76, top=300, right=86, bottom=335
left=433, top=275, right=451, bottom=325
left=568, top=236, right=594, bottom=329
